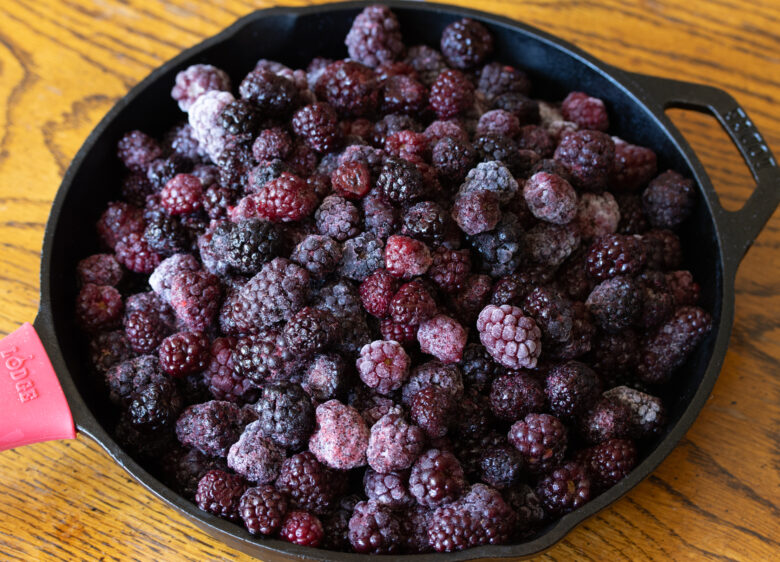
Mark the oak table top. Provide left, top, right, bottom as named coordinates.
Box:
left=0, top=0, right=778, bottom=560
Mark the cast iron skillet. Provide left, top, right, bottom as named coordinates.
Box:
left=1, top=2, right=777, bottom=560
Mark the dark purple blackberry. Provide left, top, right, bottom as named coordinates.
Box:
left=340, top=232, right=385, bottom=282
left=252, top=382, right=314, bottom=451
left=449, top=273, right=492, bottom=324
left=473, top=134, right=532, bottom=175
left=235, top=258, right=310, bottom=329
left=638, top=270, right=675, bottom=329
left=166, top=123, right=202, bottom=163
left=216, top=138, right=253, bottom=191
left=523, top=286, right=575, bottom=344
left=536, top=461, right=592, bottom=515
left=479, top=444, right=524, bottom=489
left=315, top=195, right=361, bottom=241
left=402, top=201, right=448, bottom=244
left=549, top=301, right=596, bottom=361
left=275, top=451, right=343, bottom=514
left=460, top=160, right=519, bottom=204
left=253, top=127, right=293, bottom=161
left=429, top=69, right=475, bottom=119
left=518, top=125, right=555, bottom=157
left=292, top=103, right=342, bottom=153
left=588, top=438, right=638, bottom=490
left=158, top=331, right=208, bottom=378
left=411, top=386, right=455, bottom=438
left=124, top=309, right=168, bottom=354
left=121, top=172, right=155, bottom=208
left=489, top=372, right=545, bottom=422
left=554, top=129, right=616, bottom=192
left=169, top=270, right=222, bottom=332
left=315, top=60, right=379, bottom=117
left=345, top=5, right=404, bottom=68
left=349, top=500, right=402, bottom=554
left=642, top=170, right=696, bottom=229
left=97, top=201, right=145, bottom=249
left=127, top=379, right=183, bottom=433
left=371, top=113, right=422, bottom=147
left=409, top=449, right=466, bottom=507
left=591, top=330, right=640, bottom=386
left=492, top=92, right=540, bottom=125
left=89, top=330, right=133, bottom=373
left=366, top=411, right=426, bottom=473
left=359, top=268, right=399, bottom=318
left=451, top=190, right=502, bottom=236
left=76, top=284, right=123, bottom=333
left=556, top=250, right=595, bottom=302
left=508, top=413, right=568, bottom=474
left=459, top=343, right=506, bottom=392
left=233, top=330, right=296, bottom=386
left=666, top=270, right=701, bottom=307
left=115, top=232, right=162, bottom=274
left=404, top=44, right=448, bottom=87
left=545, top=361, right=601, bottom=420
left=431, top=136, right=476, bottom=183
left=283, top=307, right=338, bottom=358
left=364, top=469, right=414, bottom=509
left=196, top=469, right=247, bottom=521
left=170, top=448, right=228, bottom=500
left=114, top=413, right=176, bottom=462
left=503, top=484, right=545, bottom=535
left=611, top=138, right=658, bottom=191
left=402, top=360, right=465, bottom=405
left=202, top=184, right=236, bottom=220
left=105, top=354, right=164, bottom=405
left=389, top=280, right=437, bottom=327
left=377, top=155, right=425, bottom=204
left=581, top=397, right=634, bottom=444
left=117, top=130, right=162, bottom=173
left=427, top=248, right=471, bottom=292
left=469, top=213, right=524, bottom=277
left=202, top=337, right=257, bottom=404
left=176, top=400, right=251, bottom=458
left=615, top=193, right=649, bottom=235
left=331, top=160, right=371, bottom=200
left=302, top=353, right=349, bottom=401
left=147, top=155, right=192, bottom=190
left=239, top=68, right=298, bottom=116
left=226, top=421, right=286, bottom=484
left=313, top=278, right=363, bottom=317
left=440, top=18, right=494, bottom=69
left=478, top=62, right=531, bottom=101
left=586, top=233, right=647, bottom=280
left=209, top=219, right=284, bottom=275
left=246, top=160, right=287, bottom=194
left=239, top=485, right=288, bottom=535
left=219, top=99, right=260, bottom=137
left=586, top=276, right=642, bottom=332
left=381, top=75, right=427, bottom=116
left=453, top=430, right=504, bottom=479
left=400, top=505, right=433, bottom=554
left=362, top=188, right=399, bottom=239
left=280, top=510, right=325, bottom=547
left=428, top=484, right=516, bottom=552
left=290, top=234, right=342, bottom=277
left=490, top=272, right=536, bottom=306
left=641, top=229, right=683, bottom=271
left=321, top=508, right=352, bottom=551
left=562, top=92, right=609, bottom=131
left=603, top=386, right=666, bottom=439
left=143, top=211, right=190, bottom=257
left=638, top=305, right=712, bottom=384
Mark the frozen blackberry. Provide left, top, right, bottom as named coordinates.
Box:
left=641, top=229, right=682, bottom=271
left=428, top=484, right=516, bottom=552
left=117, top=130, right=163, bottom=173
left=188, top=90, right=236, bottom=162
left=217, top=137, right=253, bottom=189
left=586, top=233, right=647, bottom=280
left=384, top=235, right=433, bottom=279
left=523, top=286, right=575, bottom=344
left=292, top=102, right=341, bottom=153
left=477, top=304, right=542, bottom=369
left=588, top=438, right=638, bottom=490
left=554, top=130, right=615, bottom=192
left=411, top=385, right=455, bottom=438
left=638, top=305, right=712, bottom=384
left=236, top=258, right=310, bottom=329
left=536, top=461, right=592, bottom=515
left=582, top=397, right=634, bottom=444
left=430, top=69, right=475, bottom=119
left=227, top=421, right=286, bottom=484
left=504, top=483, right=545, bottom=535
left=576, top=191, right=621, bottom=240
left=331, top=160, right=371, bottom=200
left=233, top=330, right=297, bottom=385
left=473, top=135, right=533, bottom=176
left=253, top=127, right=293, bottom=161
left=461, top=159, right=519, bottom=203
left=459, top=343, right=505, bottom=392
left=77, top=254, right=123, bottom=287
left=76, top=284, right=123, bottom=333
left=545, top=361, right=601, bottom=420
left=666, top=270, right=701, bottom=306
left=490, top=272, right=537, bottom=306
left=489, top=371, right=545, bottom=422
left=561, top=92, right=609, bottom=131
left=523, top=172, right=578, bottom=225
left=345, top=5, right=404, bottom=67
left=450, top=273, right=492, bottom=324
left=127, top=379, right=182, bottom=433
left=492, top=92, right=540, bottom=125
left=359, top=269, right=399, bottom=318
left=239, top=68, right=298, bottom=116
left=202, top=337, right=255, bottom=404
left=377, top=155, right=426, bottom=204
left=479, top=443, right=524, bottom=489
left=340, top=232, right=385, bottom=282
left=302, top=353, right=348, bottom=401
left=285, top=306, right=338, bottom=357
left=246, top=160, right=288, bottom=194
left=115, top=232, right=162, bottom=274
left=642, top=170, right=697, bottom=229
left=615, top=193, right=649, bottom=234
left=549, top=301, right=595, bottom=361
left=210, top=219, right=283, bottom=276
left=366, top=411, right=426, bottom=473
left=105, top=354, right=164, bottom=406
left=157, top=331, right=208, bottom=378
left=409, top=449, right=466, bottom=507
left=603, top=385, right=665, bottom=438
left=275, top=451, right=342, bottom=514
left=171, top=64, right=231, bottom=112
left=364, top=469, right=414, bottom=509
left=399, top=505, right=433, bottom=554
left=218, top=99, right=260, bottom=137
left=176, top=400, right=251, bottom=457
left=143, top=210, right=189, bottom=257
left=252, top=382, right=315, bottom=452
left=452, top=190, right=502, bottom=236
left=362, top=188, right=399, bottom=238
left=477, top=109, right=521, bottom=139
left=290, top=234, right=342, bottom=277
left=518, top=125, right=555, bottom=158
left=149, top=253, right=199, bottom=304
left=611, top=137, right=658, bottom=191
left=372, top=113, right=422, bottom=147
left=309, top=400, right=370, bottom=470
left=124, top=309, right=168, bottom=354
left=401, top=201, right=447, bottom=244
left=431, top=136, right=476, bottom=183
left=234, top=172, right=317, bottom=223
left=195, top=469, right=247, bottom=521
left=478, top=62, right=531, bottom=101
left=389, top=280, right=437, bottom=326
left=508, top=413, right=567, bottom=473
left=469, top=213, right=524, bottom=277
left=357, top=339, right=411, bottom=395
left=315, top=60, right=379, bottom=117
left=349, top=500, right=402, bottom=554
left=591, top=330, right=640, bottom=386
left=89, top=330, right=132, bottom=373
left=315, top=195, right=361, bottom=242
left=427, top=248, right=471, bottom=293
left=239, top=485, right=288, bottom=536
left=202, top=184, right=235, bottom=220
left=280, top=510, right=324, bottom=547
left=168, top=448, right=228, bottom=501
left=121, top=172, right=155, bottom=208
left=97, top=201, right=145, bottom=250
left=169, top=270, right=221, bottom=332
left=381, top=75, right=428, bottom=115
left=637, top=270, right=675, bottom=329
left=404, top=44, right=448, bottom=87
left=440, top=18, right=494, bottom=69
left=586, top=276, right=642, bottom=332
left=424, top=120, right=469, bottom=148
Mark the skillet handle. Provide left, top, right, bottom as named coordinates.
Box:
left=0, top=323, right=76, bottom=451
left=627, top=72, right=780, bottom=266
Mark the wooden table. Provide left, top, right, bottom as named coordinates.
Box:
left=0, top=0, right=778, bottom=560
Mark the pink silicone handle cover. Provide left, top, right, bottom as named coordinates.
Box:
left=0, top=323, right=75, bottom=451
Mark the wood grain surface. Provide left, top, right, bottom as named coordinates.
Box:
left=0, top=0, right=778, bottom=560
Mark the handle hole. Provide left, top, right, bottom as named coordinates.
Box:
left=665, top=108, right=755, bottom=211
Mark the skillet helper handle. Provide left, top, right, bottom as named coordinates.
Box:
left=628, top=72, right=780, bottom=265
left=0, top=323, right=75, bottom=451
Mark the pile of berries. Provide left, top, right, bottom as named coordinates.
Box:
left=79, top=5, right=712, bottom=555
